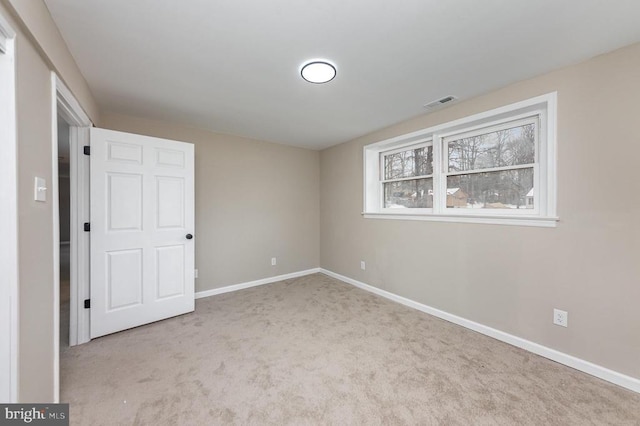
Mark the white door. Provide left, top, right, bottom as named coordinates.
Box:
left=90, top=128, right=195, bottom=338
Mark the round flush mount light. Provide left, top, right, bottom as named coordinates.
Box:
left=300, top=60, right=336, bottom=84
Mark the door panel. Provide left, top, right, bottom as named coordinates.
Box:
left=156, top=176, right=184, bottom=228
left=90, top=128, right=195, bottom=338
left=156, top=245, right=185, bottom=299
left=106, top=249, right=143, bottom=310
left=107, top=173, right=142, bottom=231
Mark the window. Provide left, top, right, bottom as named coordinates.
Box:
left=444, top=117, right=536, bottom=211
left=364, top=93, right=557, bottom=227
left=382, top=143, right=433, bottom=209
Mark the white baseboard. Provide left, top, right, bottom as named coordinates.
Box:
left=195, top=268, right=321, bottom=299
left=320, top=268, right=640, bottom=394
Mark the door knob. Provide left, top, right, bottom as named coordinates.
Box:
left=186, top=234, right=193, bottom=240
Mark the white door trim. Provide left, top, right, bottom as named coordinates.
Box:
left=0, top=9, right=18, bottom=404
left=68, top=125, right=91, bottom=347
left=51, top=73, right=92, bottom=402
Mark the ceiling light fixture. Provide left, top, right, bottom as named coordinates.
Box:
left=300, top=60, right=336, bottom=84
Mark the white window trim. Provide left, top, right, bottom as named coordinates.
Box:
left=363, top=92, right=558, bottom=227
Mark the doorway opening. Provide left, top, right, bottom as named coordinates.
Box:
left=52, top=73, right=92, bottom=401
left=58, top=114, right=71, bottom=350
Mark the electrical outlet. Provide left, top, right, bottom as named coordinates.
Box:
left=360, top=261, right=366, bottom=270
left=194, top=269, right=198, bottom=279
left=553, top=309, right=568, bottom=327
left=271, top=257, right=277, bottom=266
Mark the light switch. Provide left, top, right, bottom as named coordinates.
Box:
left=34, top=177, right=47, bottom=202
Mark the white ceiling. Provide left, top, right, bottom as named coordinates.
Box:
left=44, top=0, right=640, bottom=150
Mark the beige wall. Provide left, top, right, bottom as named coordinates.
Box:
left=3, top=0, right=100, bottom=124
left=0, top=0, right=99, bottom=401
left=14, top=21, right=56, bottom=402
left=0, top=1, right=57, bottom=401
left=101, top=113, right=320, bottom=292
left=320, top=42, right=640, bottom=379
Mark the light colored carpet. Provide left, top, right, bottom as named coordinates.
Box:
left=61, top=273, right=640, bottom=425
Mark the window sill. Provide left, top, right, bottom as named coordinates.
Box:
left=362, top=212, right=559, bottom=227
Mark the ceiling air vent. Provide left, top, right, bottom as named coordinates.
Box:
left=423, top=95, right=457, bottom=109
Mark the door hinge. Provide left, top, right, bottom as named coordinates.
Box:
left=84, top=222, right=90, bottom=232
left=83, top=146, right=90, bottom=155
left=84, top=299, right=90, bottom=309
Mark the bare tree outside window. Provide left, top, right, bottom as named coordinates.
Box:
left=446, top=120, right=536, bottom=209
left=383, top=144, right=433, bottom=208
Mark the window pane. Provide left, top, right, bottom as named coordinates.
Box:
left=446, top=168, right=534, bottom=209
left=384, top=178, right=433, bottom=208
left=448, top=123, right=535, bottom=172
left=384, top=146, right=433, bottom=180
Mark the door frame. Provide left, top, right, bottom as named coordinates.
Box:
left=0, top=9, right=18, bottom=403
left=51, top=73, right=92, bottom=401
